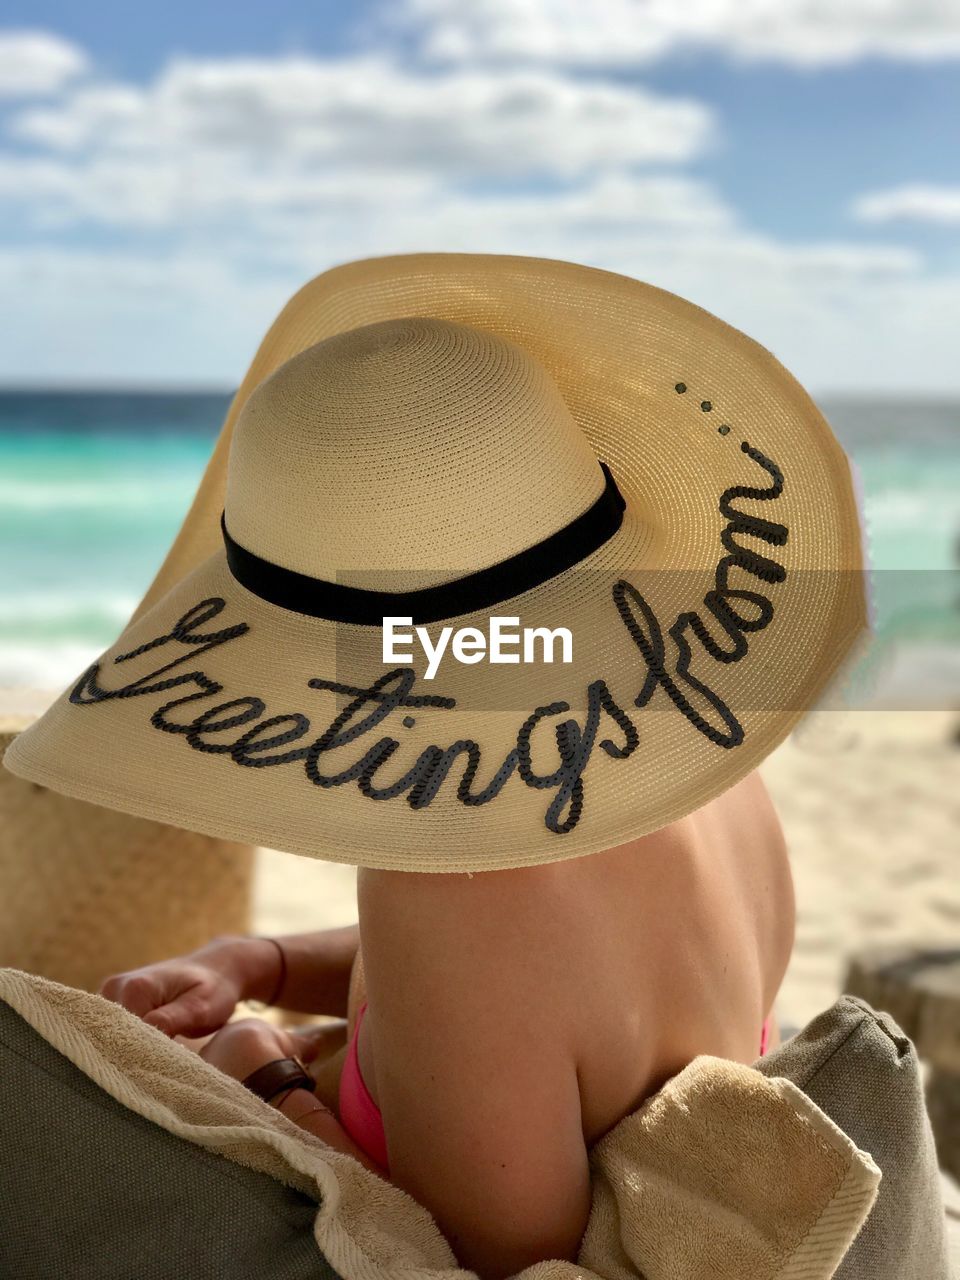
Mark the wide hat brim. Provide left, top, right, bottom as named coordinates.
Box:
left=3, top=252, right=869, bottom=872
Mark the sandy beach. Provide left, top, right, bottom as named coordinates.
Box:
left=253, top=708, right=960, bottom=1031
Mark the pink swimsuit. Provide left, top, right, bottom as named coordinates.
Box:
left=338, top=1000, right=389, bottom=1172
left=339, top=999, right=773, bottom=1175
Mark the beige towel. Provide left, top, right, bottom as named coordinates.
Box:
left=0, top=967, right=879, bottom=1280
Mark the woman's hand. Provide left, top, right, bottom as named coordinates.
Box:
left=198, top=1016, right=292, bottom=1082
left=200, top=1017, right=389, bottom=1178
left=197, top=1016, right=348, bottom=1083
left=98, top=935, right=281, bottom=1039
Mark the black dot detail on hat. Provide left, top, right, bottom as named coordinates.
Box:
left=402, top=716, right=415, bottom=729
left=673, top=381, right=734, bottom=441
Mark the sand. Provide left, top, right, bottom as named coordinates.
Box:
left=252, top=709, right=960, bottom=1031
left=763, top=709, right=959, bottom=1026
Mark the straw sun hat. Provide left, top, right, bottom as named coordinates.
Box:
left=3, top=253, right=868, bottom=873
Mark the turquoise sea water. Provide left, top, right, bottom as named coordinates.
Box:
left=0, top=391, right=957, bottom=706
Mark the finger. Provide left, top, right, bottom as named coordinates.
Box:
left=286, top=1020, right=349, bottom=1064
left=143, top=989, right=223, bottom=1038
left=100, top=966, right=192, bottom=1018
left=143, top=1008, right=178, bottom=1037
left=105, top=974, right=163, bottom=1019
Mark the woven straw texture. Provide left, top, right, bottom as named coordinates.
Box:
left=3, top=253, right=869, bottom=872
left=0, top=731, right=254, bottom=991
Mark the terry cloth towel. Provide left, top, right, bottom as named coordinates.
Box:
left=0, top=967, right=880, bottom=1280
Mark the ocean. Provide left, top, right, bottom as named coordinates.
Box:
left=0, top=390, right=957, bottom=709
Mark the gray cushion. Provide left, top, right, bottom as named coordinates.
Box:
left=758, top=994, right=950, bottom=1280
left=0, top=999, right=340, bottom=1280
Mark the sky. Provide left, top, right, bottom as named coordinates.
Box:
left=0, top=1, right=959, bottom=392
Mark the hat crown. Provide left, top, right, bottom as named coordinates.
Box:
left=224, top=316, right=604, bottom=591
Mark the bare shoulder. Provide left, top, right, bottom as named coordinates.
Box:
left=356, top=864, right=591, bottom=1273
left=357, top=861, right=580, bottom=1021
left=716, top=769, right=795, bottom=992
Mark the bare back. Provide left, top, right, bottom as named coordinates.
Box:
left=564, top=768, right=794, bottom=1143
left=354, top=767, right=793, bottom=1148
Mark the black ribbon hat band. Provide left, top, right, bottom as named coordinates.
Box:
left=221, top=462, right=627, bottom=626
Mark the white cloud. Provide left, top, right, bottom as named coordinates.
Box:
left=0, top=50, right=715, bottom=240
left=11, top=54, right=713, bottom=177
left=851, top=184, right=960, bottom=225
left=248, top=178, right=918, bottom=285
left=0, top=51, right=714, bottom=243
left=0, top=25, right=954, bottom=392
left=0, top=30, right=87, bottom=97
left=0, top=206, right=936, bottom=391
left=0, top=149, right=737, bottom=243
left=0, top=151, right=439, bottom=230
left=0, top=245, right=298, bottom=384
left=384, top=0, right=960, bottom=68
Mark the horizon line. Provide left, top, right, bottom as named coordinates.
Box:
left=0, top=383, right=959, bottom=403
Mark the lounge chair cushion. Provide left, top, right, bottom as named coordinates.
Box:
left=0, top=998, right=337, bottom=1280
left=757, top=994, right=950, bottom=1279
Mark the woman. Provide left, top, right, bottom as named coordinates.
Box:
left=99, top=771, right=793, bottom=1277
left=5, top=254, right=866, bottom=1278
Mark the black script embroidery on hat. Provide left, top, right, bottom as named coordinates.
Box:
left=69, top=614, right=638, bottom=837
left=303, top=670, right=639, bottom=835
left=68, top=441, right=786, bottom=836
left=616, top=441, right=787, bottom=749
